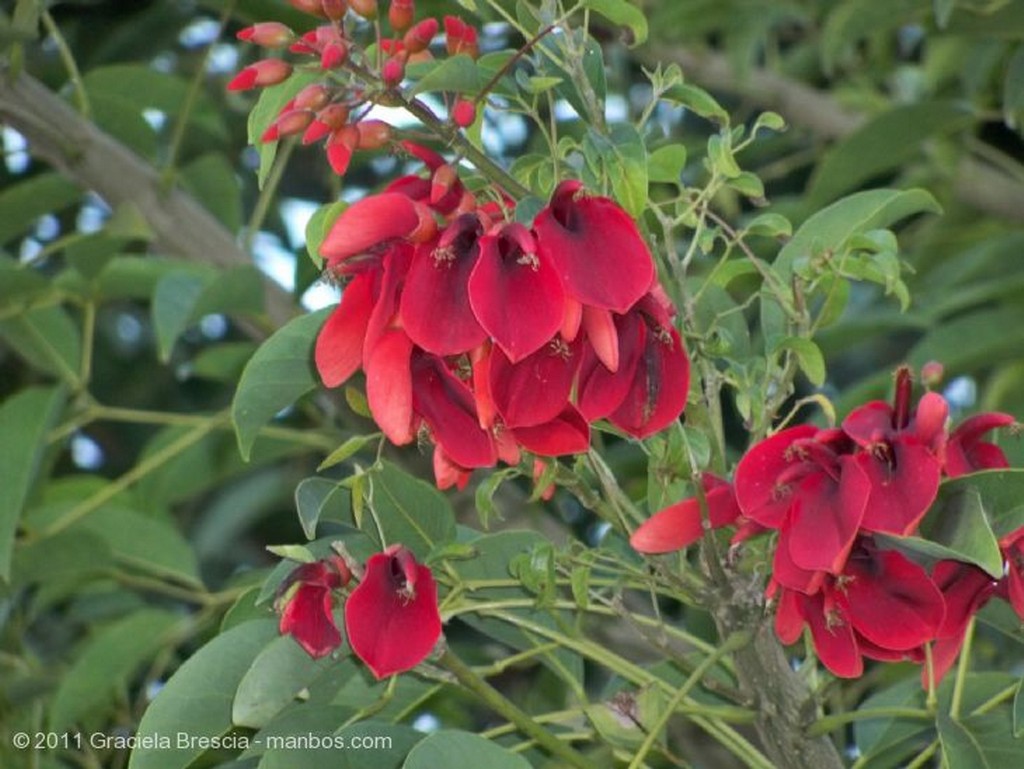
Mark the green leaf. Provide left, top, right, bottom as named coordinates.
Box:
left=305, top=200, right=347, bottom=270
left=853, top=677, right=930, bottom=762
left=232, top=636, right=337, bottom=729
left=776, top=337, right=826, bottom=386
left=0, top=306, right=83, bottom=384
left=50, top=609, right=180, bottom=730
left=65, top=233, right=128, bottom=280
left=1014, top=678, right=1024, bottom=738
left=707, top=133, right=742, bottom=178
left=258, top=722, right=422, bottom=769
left=932, top=469, right=1024, bottom=541
left=744, top=212, right=792, bottom=239
left=190, top=342, right=258, bottom=382
left=934, top=0, right=955, bottom=28
left=662, top=82, right=728, bottom=125
left=403, top=730, right=531, bottom=769
left=409, top=54, right=481, bottom=96
left=774, top=188, right=941, bottom=281
left=368, top=461, right=457, bottom=559
left=582, top=124, right=648, bottom=218
left=1003, top=45, right=1024, bottom=129
left=0, top=172, right=80, bottom=245
left=248, top=70, right=322, bottom=188
left=0, top=386, right=65, bottom=580
left=294, top=477, right=352, bottom=540
left=582, top=0, right=649, bottom=46
left=938, top=709, right=1024, bottom=768
left=647, top=144, right=687, bottom=184
left=807, top=102, right=972, bottom=206
left=180, top=153, right=243, bottom=232
left=153, top=271, right=210, bottom=362
left=127, top=620, right=279, bottom=769
left=0, top=260, right=52, bottom=312
left=232, top=308, right=330, bottom=461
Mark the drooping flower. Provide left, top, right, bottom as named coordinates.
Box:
left=344, top=545, right=442, bottom=678
left=946, top=412, right=1016, bottom=477
left=630, top=475, right=741, bottom=554
left=276, top=557, right=352, bottom=658
left=533, top=180, right=654, bottom=313
left=320, top=192, right=434, bottom=272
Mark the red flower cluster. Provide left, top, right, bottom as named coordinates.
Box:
left=632, top=367, right=1021, bottom=682
left=228, top=0, right=481, bottom=176
left=314, top=150, right=689, bottom=487
left=275, top=545, right=441, bottom=678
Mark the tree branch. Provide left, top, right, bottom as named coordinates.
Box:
left=0, top=66, right=297, bottom=329
left=650, top=46, right=1024, bottom=223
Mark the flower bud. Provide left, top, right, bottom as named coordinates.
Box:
left=403, top=18, right=438, bottom=54
left=921, top=361, right=944, bottom=389
left=321, top=0, right=348, bottom=21
left=388, top=0, right=415, bottom=33
left=293, top=83, right=330, bottom=111
left=320, top=40, right=348, bottom=69
left=355, top=119, right=393, bottom=149
left=381, top=56, right=405, bottom=85
left=444, top=15, right=479, bottom=59
left=348, top=0, right=378, bottom=20
left=237, top=22, right=294, bottom=48
left=451, top=98, right=476, bottom=128
left=226, top=59, right=293, bottom=91
left=327, top=124, right=360, bottom=175
left=261, top=108, right=315, bottom=142
left=290, top=0, right=327, bottom=16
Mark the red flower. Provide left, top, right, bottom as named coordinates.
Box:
left=1000, top=529, right=1024, bottom=621
left=315, top=270, right=376, bottom=388
left=276, top=557, right=352, bottom=658
left=488, top=334, right=582, bottom=428
left=533, top=180, right=654, bottom=313
left=320, top=192, right=433, bottom=272
left=344, top=545, right=442, bottom=678
left=630, top=475, right=741, bottom=554
left=467, top=223, right=565, bottom=363
left=511, top=405, right=591, bottom=457
left=946, top=412, right=1016, bottom=477
left=927, top=560, right=995, bottom=684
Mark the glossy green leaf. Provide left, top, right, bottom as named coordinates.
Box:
left=403, top=730, right=531, bottom=769
left=259, top=722, right=422, bottom=769
left=127, top=620, right=279, bottom=769
left=0, top=386, right=65, bottom=580
left=232, top=307, right=330, bottom=460
left=367, top=461, right=457, bottom=558
left=776, top=337, right=826, bottom=386
left=775, top=188, right=942, bottom=280
left=50, top=609, right=180, bottom=730
left=232, top=635, right=338, bottom=729
left=180, top=153, right=243, bottom=232
left=0, top=172, right=79, bottom=245
left=647, top=144, right=687, bottom=184
left=662, top=82, right=728, bottom=124
left=305, top=200, right=347, bottom=270
left=938, top=709, right=1024, bottom=768
left=294, top=477, right=352, bottom=540
left=248, top=70, right=322, bottom=188
left=933, top=469, right=1024, bottom=541
left=409, top=54, right=481, bottom=96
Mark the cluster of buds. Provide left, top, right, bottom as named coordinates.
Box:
left=632, top=366, right=1022, bottom=683
left=313, top=144, right=690, bottom=489
left=228, top=0, right=482, bottom=176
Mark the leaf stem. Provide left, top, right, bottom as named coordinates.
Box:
left=40, top=10, right=90, bottom=118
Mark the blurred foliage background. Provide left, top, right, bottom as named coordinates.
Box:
left=2, top=0, right=1024, bottom=767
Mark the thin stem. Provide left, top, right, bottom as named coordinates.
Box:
left=244, top=138, right=296, bottom=251
left=437, top=650, right=593, bottom=769
left=903, top=738, right=939, bottom=769
left=474, top=24, right=556, bottom=107
left=79, top=301, right=96, bottom=385
left=949, top=616, right=975, bottom=720
left=41, top=10, right=90, bottom=118
left=806, top=707, right=933, bottom=738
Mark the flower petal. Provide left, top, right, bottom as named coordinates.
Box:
left=315, top=272, right=375, bottom=388
left=489, top=335, right=581, bottom=428
left=365, top=329, right=416, bottom=445
left=734, top=425, right=818, bottom=526
left=630, top=477, right=740, bottom=554
left=855, top=440, right=942, bottom=535
left=533, top=180, right=654, bottom=312
left=345, top=549, right=442, bottom=678
left=467, top=224, right=565, bottom=362
left=511, top=405, right=590, bottom=456
left=576, top=309, right=646, bottom=422
left=279, top=584, right=342, bottom=659
left=321, top=193, right=421, bottom=270
left=608, top=323, right=689, bottom=438
left=946, top=412, right=1015, bottom=477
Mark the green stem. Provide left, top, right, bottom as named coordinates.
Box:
left=244, top=138, right=295, bottom=251
left=41, top=10, right=90, bottom=118
left=437, top=650, right=593, bottom=769
left=79, top=301, right=96, bottom=386
left=949, top=616, right=975, bottom=720
left=903, top=738, right=939, bottom=769
left=806, top=707, right=933, bottom=738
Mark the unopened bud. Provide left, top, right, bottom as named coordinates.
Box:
left=320, top=40, right=348, bottom=69
left=293, top=83, right=330, bottom=111
left=262, top=108, right=315, bottom=142
left=226, top=59, right=293, bottom=91
left=237, top=22, right=294, bottom=48
left=321, top=0, right=348, bottom=21
left=348, top=0, right=378, bottom=20
left=403, top=17, right=438, bottom=54
left=381, top=56, right=405, bottom=85
left=327, top=124, right=360, bottom=175
left=290, top=0, right=327, bottom=16
left=921, top=361, right=944, bottom=389
left=355, top=119, right=392, bottom=149
left=451, top=98, right=476, bottom=128
left=445, top=15, right=479, bottom=59
left=388, top=0, right=415, bottom=33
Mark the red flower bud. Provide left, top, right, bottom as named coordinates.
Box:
left=381, top=56, right=405, bottom=85
left=226, top=59, right=292, bottom=91
left=261, top=108, right=315, bottom=142
left=356, top=119, right=393, bottom=149
left=321, top=0, right=348, bottom=21
left=327, top=124, right=360, bottom=175
left=293, top=83, right=330, bottom=111
left=320, top=40, right=348, bottom=69
left=403, top=18, right=438, bottom=54
left=388, top=0, right=415, bottom=33
left=237, top=22, right=294, bottom=48
left=290, top=0, right=327, bottom=16
left=920, top=360, right=944, bottom=388
left=316, top=102, right=351, bottom=129
left=451, top=98, right=476, bottom=128
left=445, top=15, right=479, bottom=59
left=348, top=0, right=378, bottom=20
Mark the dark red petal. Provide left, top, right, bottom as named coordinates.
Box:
left=786, top=456, right=869, bottom=573
left=932, top=560, right=994, bottom=639
left=946, top=412, right=1016, bottom=477
left=467, top=225, right=565, bottom=362
left=344, top=550, right=442, bottom=678
left=842, top=401, right=894, bottom=446
left=630, top=479, right=741, bottom=554
left=608, top=324, right=689, bottom=438
left=511, top=405, right=590, bottom=457
left=279, top=584, right=342, bottom=659
left=489, top=335, right=581, bottom=428
left=576, top=309, right=646, bottom=422
left=772, top=535, right=827, bottom=594
left=321, top=193, right=420, bottom=269
left=855, top=440, right=942, bottom=535
left=314, top=273, right=375, bottom=388
left=734, top=425, right=819, bottom=526
left=843, top=549, right=945, bottom=651
left=411, top=353, right=496, bottom=468
left=803, top=591, right=863, bottom=678
left=533, top=180, right=654, bottom=312
left=400, top=217, right=488, bottom=356
left=365, top=330, right=416, bottom=445
left=433, top=446, right=471, bottom=491
left=774, top=588, right=805, bottom=645
left=364, top=243, right=413, bottom=356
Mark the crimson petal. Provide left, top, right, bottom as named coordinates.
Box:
left=734, top=425, right=818, bottom=526
left=630, top=476, right=740, bottom=554
left=489, top=335, right=581, bottom=428
left=279, top=583, right=341, bottom=658
left=946, top=412, right=1015, bottom=477
left=467, top=223, right=565, bottom=362
left=802, top=591, right=864, bottom=678
left=314, top=271, right=375, bottom=388
left=365, top=329, right=416, bottom=445
left=401, top=215, right=488, bottom=356
left=511, top=405, right=590, bottom=456
left=533, top=180, right=654, bottom=312
left=608, top=323, right=690, bottom=438
left=855, top=439, right=941, bottom=535
left=577, top=310, right=646, bottom=421
left=321, top=193, right=421, bottom=270
left=411, top=353, right=496, bottom=468
left=345, top=548, right=442, bottom=678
